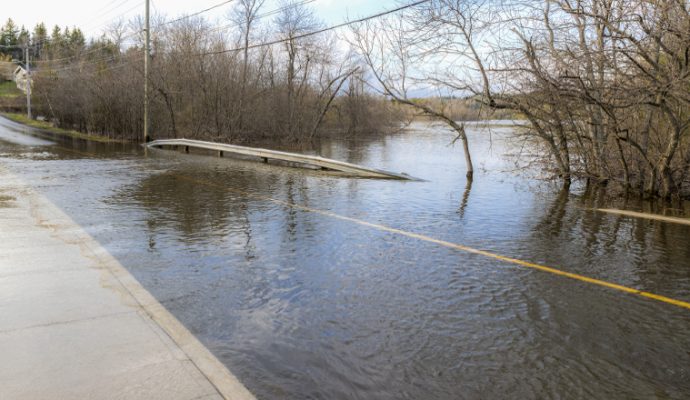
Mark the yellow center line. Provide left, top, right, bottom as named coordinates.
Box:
left=54, top=146, right=95, bottom=157
left=175, top=174, right=690, bottom=312
left=596, top=208, right=690, bottom=226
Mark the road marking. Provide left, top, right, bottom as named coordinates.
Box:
left=597, top=208, right=690, bottom=226
left=54, top=146, right=95, bottom=157
left=12, top=136, right=690, bottom=312
left=175, top=174, right=690, bottom=312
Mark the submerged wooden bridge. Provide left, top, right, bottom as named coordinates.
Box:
left=146, top=138, right=418, bottom=180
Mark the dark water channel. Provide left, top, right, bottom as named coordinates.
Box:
left=1, top=117, right=689, bottom=399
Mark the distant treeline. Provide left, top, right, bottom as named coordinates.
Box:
left=0, top=19, right=86, bottom=61
left=405, top=97, right=519, bottom=121
left=1, top=3, right=403, bottom=143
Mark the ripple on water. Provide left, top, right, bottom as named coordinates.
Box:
left=1, top=121, right=689, bottom=399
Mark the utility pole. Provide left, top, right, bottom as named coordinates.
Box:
left=25, top=46, right=32, bottom=120
left=143, top=0, right=151, bottom=142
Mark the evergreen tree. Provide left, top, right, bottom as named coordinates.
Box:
left=69, top=28, right=85, bottom=50
left=1, top=19, right=21, bottom=59
left=18, top=26, right=30, bottom=46
left=50, top=25, right=62, bottom=43
left=47, top=25, right=63, bottom=59
left=32, top=23, right=48, bottom=59
left=1, top=19, right=19, bottom=46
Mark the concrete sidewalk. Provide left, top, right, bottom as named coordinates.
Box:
left=0, top=166, right=255, bottom=400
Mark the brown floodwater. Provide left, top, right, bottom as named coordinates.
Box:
left=1, top=116, right=689, bottom=399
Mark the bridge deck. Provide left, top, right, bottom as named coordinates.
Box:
left=146, top=138, right=417, bottom=180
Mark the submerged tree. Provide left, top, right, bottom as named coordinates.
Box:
left=351, top=0, right=690, bottom=197
left=350, top=11, right=476, bottom=179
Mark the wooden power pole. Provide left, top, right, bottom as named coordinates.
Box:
left=143, top=0, right=151, bottom=142
left=25, top=46, right=32, bottom=120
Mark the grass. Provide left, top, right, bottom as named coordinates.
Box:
left=1, top=112, right=130, bottom=144
left=0, top=81, right=22, bottom=98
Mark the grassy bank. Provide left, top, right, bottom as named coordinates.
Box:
left=1, top=112, right=129, bottom=144
left=0, top=81, right=22, bottom=98
left=0, top=81, right=24, bottom=112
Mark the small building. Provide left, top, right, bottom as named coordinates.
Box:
left=13, top=66, right=31, bottom=94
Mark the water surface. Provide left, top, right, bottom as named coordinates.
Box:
left=1, top=116, right=689, bottom=399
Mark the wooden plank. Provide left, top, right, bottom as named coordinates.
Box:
left=146, top=138, right=418, bottom=180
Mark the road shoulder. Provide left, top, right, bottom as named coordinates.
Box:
left=0, top=166, right=255, bottom=400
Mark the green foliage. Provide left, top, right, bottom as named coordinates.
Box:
left=17, top=26, right=29, bottom=46
left=0, top=81, right=22, bottom=98
left=1, top=19, right=19, bottom=47
left=32, top=23, right=47, bottom=56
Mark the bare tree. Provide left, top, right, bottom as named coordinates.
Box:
left=232, top=0, right=266, bottom=131
left=32, top=7, right=399, bottom=146
left=351, top=11, right=475, bottom=179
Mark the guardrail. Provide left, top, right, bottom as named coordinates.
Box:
left=146, top=138, right=419, bottom=180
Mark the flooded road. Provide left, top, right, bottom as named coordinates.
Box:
left=1, top=116, right=689, bottom=399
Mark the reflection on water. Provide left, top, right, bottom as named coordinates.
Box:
left=0, top=194, right=16, bottom=208
left=457, top=178, right=473, bottom=218
left=1, top=117, right=689, bottom=399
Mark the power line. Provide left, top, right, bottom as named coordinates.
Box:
left=199, top=0, right=431, bottom=56
left=201, top=0, right=315, bottom=35
left=47, top=0, right=313, bottom=66
left=89, top=0, right=146, bottom=29
left=161, top=0, right=237, bottom=26
left=30, top=0, right=431, bottom=73
left=81, top=0, right=143, bottom=32
left=32, top=33, right=141, bottom=64
left=27, top=0, right=145, bottom=48
left=41, top=54, right=139, bottom=73
left=32, top=0, right=236, bottom=65
left=39, top=56, right=121, bottom=73
left=40, top=54, right=127, bottom=72
left=91, top=0, right=137, bottom=22
left=96, top=0, right=134, bottom=14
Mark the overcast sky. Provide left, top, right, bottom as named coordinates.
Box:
left=5, top=0, right=398, bottom=38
